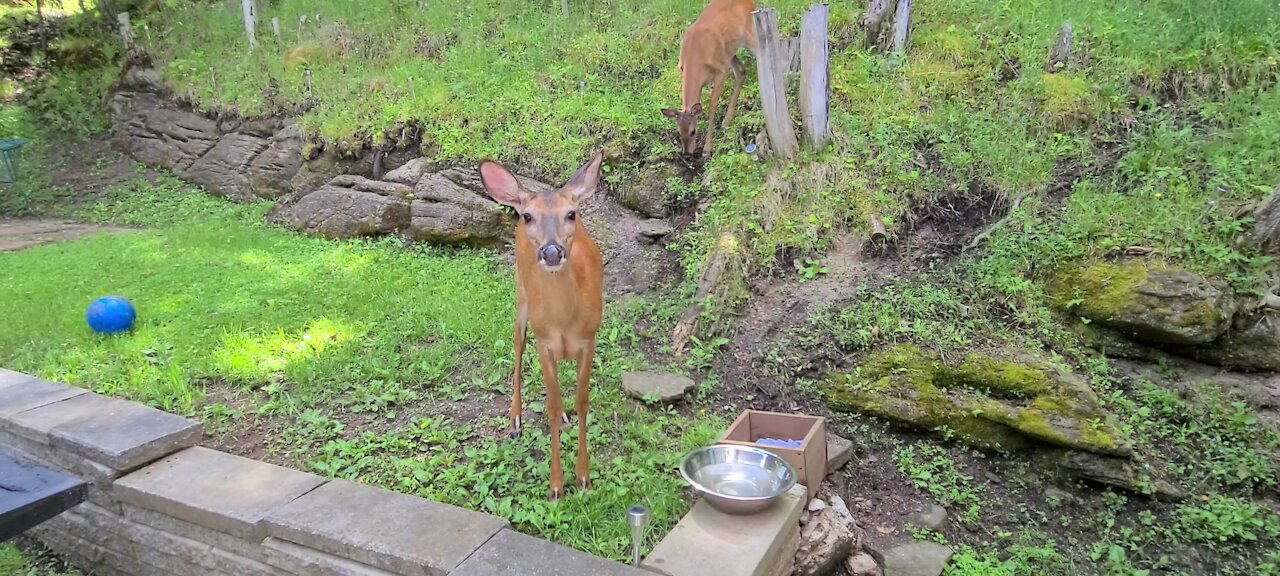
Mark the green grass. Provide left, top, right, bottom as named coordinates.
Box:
left=0, top=176, right=719, bottom=559
left=0, top=542, right=84, bottom=576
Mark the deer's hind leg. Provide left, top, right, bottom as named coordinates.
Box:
left=722, top=55, right=746, bottom=129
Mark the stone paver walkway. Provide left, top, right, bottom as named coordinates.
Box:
left=0, top=218, right=129, bottom=252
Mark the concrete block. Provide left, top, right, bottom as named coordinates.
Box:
left=0, top=374, right=87, bottom=418
left=123, top=503, right=282, bottom=566
left=263, top=537, right=400, bottom=576
left=827, top=434, right=854, bottom=475
left=452, top=528, right=652, bottom=576
left=642, top=484, right=805, bottom=576
left=47, top=394, right=202, bottom=471
left=0, top=428, right=124, bottom=513
left=5, top=391, right=200, bottom=471
left=264, top=478, right=509, bottom=576
left=116, top=446, right=326, bottom=541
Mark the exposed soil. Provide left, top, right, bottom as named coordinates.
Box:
left=0, top=217, right=130, bottom=251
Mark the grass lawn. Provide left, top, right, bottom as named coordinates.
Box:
left=1, top=0, right=1280, bottom=573
left=0, top=175, right=724, bottom=560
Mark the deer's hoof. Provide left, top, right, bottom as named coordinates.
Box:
left=560, top=412, right=571, bottom=425
left=508, top=416, right=522, bottom=439
left=577, top=476, right=591, bottom=491
left=549, top=487, right=563, bottom=501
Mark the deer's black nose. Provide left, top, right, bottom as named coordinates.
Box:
left=539, top=244, right=565, bottom=266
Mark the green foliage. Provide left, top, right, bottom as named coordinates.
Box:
left=893, top=442, right=985, bottom=522
left=1175, top=495, right=1280, bottom=550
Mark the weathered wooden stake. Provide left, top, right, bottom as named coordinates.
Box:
left=863, top=0, right=893, bottom=49
left=304, top=68, right=313, bottom=99
left=116, top=12, right=133, bottom=52
left=868, top=212, right=887, bottom=242
left=1047, top=21, right=1073, bottom=72
left=271, top=17, right=281, bottom=39
left=799, top=3, right=829, bottom=151
left=241, top=0, right=258, bottom=48
left=891, top=0, right=911, bottom=55
left=752, top=8, right=799, bottom=160
left=408, top=76, right=416, bottom=99
left=781, top=36, right=800, bottom=73
left=560, top=0, right=569, bottom=17
left=298, top=14, right=307, bottom=39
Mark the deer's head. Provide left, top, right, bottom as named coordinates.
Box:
left=662, top=103, right=702, bottom=156
left=479, top=153, right=603, bottom=273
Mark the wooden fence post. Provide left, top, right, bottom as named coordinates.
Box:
left=890, top=0, right=912, bottom=54
left=752, top=8, right=799, bottom=160
left=1047, top=21, right=1073, bottom=72
left=241, top=0, right=258, bottom=48
left=863, top=0, right=892, bottom=49
left=116, top=12, right=133, bottom=52
left=560, top=0, right=569, bottom=17
left=800, top=3, right=829, bottom=151
left=271, top=17, right=281, bottom=39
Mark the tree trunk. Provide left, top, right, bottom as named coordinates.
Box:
left=890, top=0, right=912, bottom=54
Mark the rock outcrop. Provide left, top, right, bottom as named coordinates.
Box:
left=820, top=344, right=1130, bottom=456
left=1048, top=259, right=1237, bottom=346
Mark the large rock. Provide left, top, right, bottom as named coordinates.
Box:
left=109, top=91, right=220, bottom=172
left=820, top=344, right=1131, bottom=456
left=1171, top=312, right=1280, bottom=372
left=794, top=506, right=855, bottom=576
left=267, top=175, right=412, bottom=239
left=183, top=133, right=271, bottom=202
left=619, top=164, right=672, bottom=218
left=846, top=553, right=882, bottom=576
left=621, top=371, right=695, bottom=403
left=248, top=124, right=304, bottom=199
left=1043, top=449, right=1188, bottom=500
left=1048, top=259, right=1237, bottom=346
left=405, top=173, right=513, bottom=247
left=880, top=542, right=952, bottom=576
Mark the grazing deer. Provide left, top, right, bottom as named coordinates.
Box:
left=479, top=153, right=605, bottom=501
left=663, top=0, right=758, bottom=157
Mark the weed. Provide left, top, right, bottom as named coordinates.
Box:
left=893, top=442, right=984, bottom=522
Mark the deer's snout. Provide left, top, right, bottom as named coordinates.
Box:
left=539, top=244, right=566, bottom=267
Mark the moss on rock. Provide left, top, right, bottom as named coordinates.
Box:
left=1047, top=258, right=1237, bottom=346
left=820, top=344, right=1131, bottom=456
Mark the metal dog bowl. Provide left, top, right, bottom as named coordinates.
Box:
left=679, top=445, right=798, bottom=515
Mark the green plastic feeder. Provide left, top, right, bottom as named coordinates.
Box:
left=0, top=138, right=28, bottom=184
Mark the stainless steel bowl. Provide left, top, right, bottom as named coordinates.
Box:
left=679, top=445, right=798, bottom=515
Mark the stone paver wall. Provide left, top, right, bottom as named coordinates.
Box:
left=0, top=368, right=649, bottom=576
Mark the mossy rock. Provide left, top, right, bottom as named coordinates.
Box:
left=1047, top=258, right=1237, bottom=346
left=820, top=344, right=1131, bottom=457
left=1169, top=311, right=1280, bottom=372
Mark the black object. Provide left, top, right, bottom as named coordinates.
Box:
left=0, top=454, right=87, bottom=542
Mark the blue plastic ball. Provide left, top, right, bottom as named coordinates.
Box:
left=86, top=296, right=136, bottom=334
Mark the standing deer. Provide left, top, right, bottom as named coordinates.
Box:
left=479, top=153, right=605, bottom=501
left=663, top=0, right=758, bottom=157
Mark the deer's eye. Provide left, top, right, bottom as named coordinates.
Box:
left=566, top=211, right=577, bottom=222
left=522, top=213, right=533, bottom=223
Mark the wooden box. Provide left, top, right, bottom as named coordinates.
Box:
left=717, top=410, right=826, bottom=501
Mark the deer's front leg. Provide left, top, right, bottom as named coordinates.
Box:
left=536, top=345, right=565, bottom=500
left=573, top=342, right=595, bottom=491
left=508, top=305, right=528, bottom=438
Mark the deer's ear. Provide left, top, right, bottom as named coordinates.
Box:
left=564, top=152, right=604, bottom=203
left=661, top=108, right=680, bottom=119
left=479, top=160, right=526, bottom=209
left=689, top=103, right=703, bottom=116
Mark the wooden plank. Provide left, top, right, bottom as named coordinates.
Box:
left=799, top=3, right=829, bottom=151
left=751, top=8, right=799, bottom=160
left=0, top=454, right=87, bottom=542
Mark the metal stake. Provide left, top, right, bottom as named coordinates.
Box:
left=626, top=504, right=650, bottom=568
